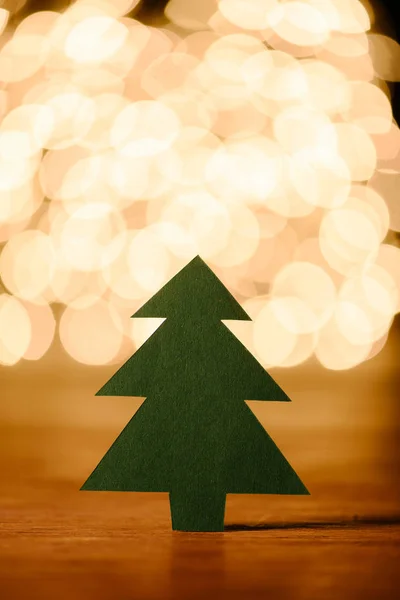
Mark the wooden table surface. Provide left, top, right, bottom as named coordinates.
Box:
left=1, top=331, right=400, bottom=599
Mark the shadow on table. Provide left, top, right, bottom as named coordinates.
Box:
left=225, top=514, right=400, bottom=532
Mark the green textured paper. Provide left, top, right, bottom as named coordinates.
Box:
left=81, top=256, right=309, bottom=531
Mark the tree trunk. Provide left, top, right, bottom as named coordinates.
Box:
left=169, top=488, right=226, bottom=532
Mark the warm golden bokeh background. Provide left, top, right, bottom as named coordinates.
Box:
left=1, top=0, right=400, bottom=370
left=0, top=1, right=399, bottom=598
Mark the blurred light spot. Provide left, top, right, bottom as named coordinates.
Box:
left=242, top=50, right=307, bottom=104
left=271, top=261, right=336, bottom=332
left=218, top=0, right=282, bottom=31
left=0, top=294, right=31, bottom=366
left=0, top=34, right=49, bottom=83
left=253, top=300, right=297, bottom=367
left=334, top=122, right=377, bottom=181
left=339, top=265, right=397, bottom=340
left=0, top=104, right=55, bottom=158
left=315, top=311, right=372, bottom=370
left=209, top=203, right=260, bottom=267
left=65, top=16, right=129, bottom=64
left=289, top=153, right=351, bottom=209
left=128, top=227, right=171, bottom=293
left=368, top=34, right=400, bottom=81
left=374, top=244, right=400, bottom=312
left=320, top=206, right=381, bottom=275
left=58, top=202, right=126, bottom=272
left=165, top=0, right=218, bottom=31
left=59, top=299, right=123, bottom=365
left=43, top=92, right=96, bottom=150
left=159, top=190, right=231, bottom=259
left=0, top=230, right=55, bottom=302
left=300, top=59, right=352, bottom=115
left=343, top=81, right=392, bottom=134
left=111, top=100, right=181, bottom=157
left=0, top=178, right=43, bottom=225
left=141, top=52, right=201, bottom=98
left=0, top=9, right=10, bottom=36
left=49, top=266, right=108, bottom=305
left=272, top=1, right=331, bottom=47
left=368, top=170, right=400, bottom=233
left=331, top=0, right=371, bottom=34
left=21, top=301, right=56, bottom=360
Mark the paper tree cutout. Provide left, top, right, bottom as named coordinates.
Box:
left=81, top=256, right=309, bottom=531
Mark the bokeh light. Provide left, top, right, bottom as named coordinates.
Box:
left=0, top=0, right=399, bottom=370
left=0, top=293, right=31, bottom=365
left=59, top=298, right=123, bottom=365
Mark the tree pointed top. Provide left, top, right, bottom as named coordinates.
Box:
left=132, top=256, right=251, bottom=321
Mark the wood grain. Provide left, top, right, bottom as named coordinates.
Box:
left=0, top=487, right=399, bottom=600
left=1, top=331, right=400, bottom=599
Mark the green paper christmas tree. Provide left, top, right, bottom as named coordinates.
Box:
left=81, top=256, right=309, bottom=531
